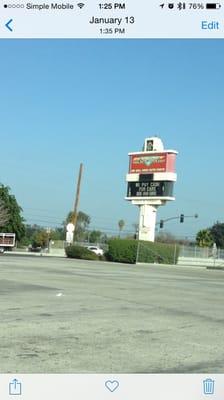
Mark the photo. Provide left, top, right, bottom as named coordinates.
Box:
left=0, top=39, right=224, bottom=373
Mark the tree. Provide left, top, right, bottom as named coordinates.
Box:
left=19, top=224, right=42, bottom=246
left=156, top=231, right=176, bottom=244
left=210, top=222, right=224, bottom=248
left=50, top=227, right=65, bottom=241
left=64, top=210, right=91, bottom=242
left=18, top=225, right=65, bottom=248
left=89, top=230, right=102, bottom=243
left=32, top=230, right=49, bottom=248
left=196, top=222, right=224, bottom=249
left=0, top=200, right=9, bottom=227
left=196, top=229, right=213, bottom=247
left=118, top=219, right=125, bottom=238
left=25, top=224, right=41, bottom=237
left=100, top=233, right=108, bottom=243
left=0, top=184, right=25, bottom=241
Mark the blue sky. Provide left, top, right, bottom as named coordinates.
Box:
left=0, top=39, right=224, bottom=238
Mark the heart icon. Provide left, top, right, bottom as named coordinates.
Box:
left=105, top=380, right=119, bottom=392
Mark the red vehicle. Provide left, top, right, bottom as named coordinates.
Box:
left=0, top=233, right=16, bottom=253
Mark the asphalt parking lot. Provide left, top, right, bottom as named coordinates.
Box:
left=0, top=255, right=224, bottom=373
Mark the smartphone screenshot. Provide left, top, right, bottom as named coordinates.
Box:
left=0, top=0, right=224, bottom=398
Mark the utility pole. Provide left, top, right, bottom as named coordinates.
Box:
left=66, top=163, right=83, bottom=245
left=71, top=163, right=83, bottom=229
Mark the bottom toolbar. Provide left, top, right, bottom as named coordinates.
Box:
left=0, top=374, right=222, bottom=399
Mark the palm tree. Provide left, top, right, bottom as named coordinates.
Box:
left=196, top=229, right=213, bottom=247
left=118, top=219, right=125, bottom=238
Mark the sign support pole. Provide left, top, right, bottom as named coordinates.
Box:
left=138, top=204, right=158, bottom=242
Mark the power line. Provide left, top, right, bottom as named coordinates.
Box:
left=23, top=218, right=136, bottom=234
left=23, top=213, right=64, bottom=221
left=24, top=218, right=63, bottom=226
left=23, top=212, right=135, bottom=226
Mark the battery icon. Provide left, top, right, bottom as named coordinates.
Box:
left=206, top=3, right=221, bottom=8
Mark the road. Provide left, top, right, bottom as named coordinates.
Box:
left=0, top=255, right=224, bottom=373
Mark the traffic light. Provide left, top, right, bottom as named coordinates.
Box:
left=180, top=214, right=184, bottom=223
left=160, top=220, right=164, bottom=228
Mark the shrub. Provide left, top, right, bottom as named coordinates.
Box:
left=65, top=245, right=99, bottom=260
left=107, top=239, right=179, bottom=264
left=137, top=241, right=179, bottom=264
left=107, top=239, right=138, bottom=264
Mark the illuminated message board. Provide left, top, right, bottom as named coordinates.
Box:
left=127, top=181, right=174, bottom=197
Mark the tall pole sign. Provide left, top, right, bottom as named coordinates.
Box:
left=125, top=137, right=178, bottom=242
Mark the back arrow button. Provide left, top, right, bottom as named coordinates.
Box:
left=5, top=19, right=13, bottom=32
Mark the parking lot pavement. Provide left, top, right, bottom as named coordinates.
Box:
left=0, top=255, right=224, bottom=373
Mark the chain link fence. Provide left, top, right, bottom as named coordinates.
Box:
left=179, top=245, right=224, bottom=259
left=136, top=241, right=179, bottom=264
left=136, top=243, right=224, bottom=266
left=49, top=240, right=224, bottom=267
left=178, top=244, right=224, bottom=267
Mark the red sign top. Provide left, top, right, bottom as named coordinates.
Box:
left=129, top=152, right=176, bottom=173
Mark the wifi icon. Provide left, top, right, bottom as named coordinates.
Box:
left=77, top=2, right=85, bottom=8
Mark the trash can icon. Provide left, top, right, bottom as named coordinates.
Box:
left=203, top=379, right=215, bottom=395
